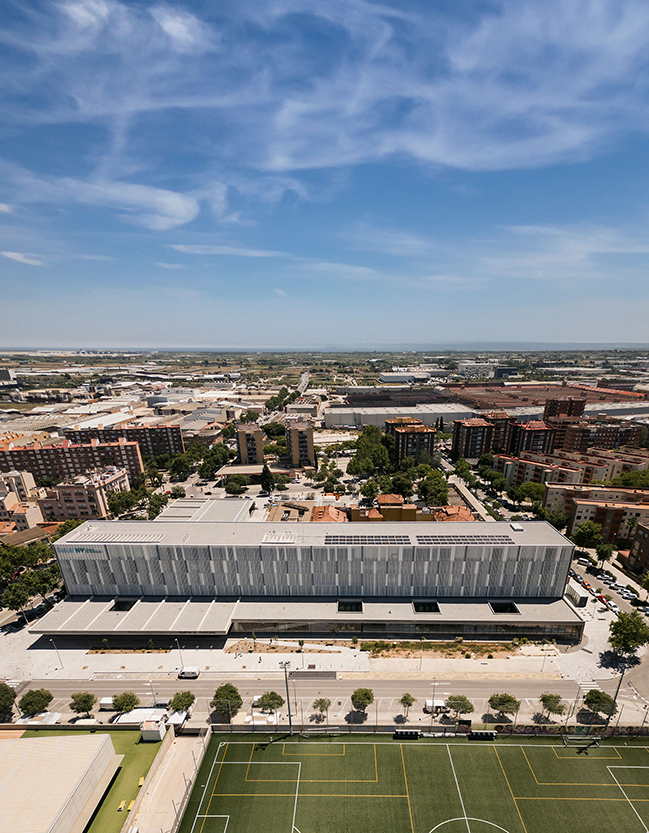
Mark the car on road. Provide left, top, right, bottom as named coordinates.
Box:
left=608, top=601, right=619, bottom=613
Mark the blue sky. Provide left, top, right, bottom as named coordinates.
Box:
left=2, top=0, right=649, bottom=348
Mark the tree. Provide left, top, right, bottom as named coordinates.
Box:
left=583, top=689, right=617, bottom=717
left=225, top=475, right=251, bottom=495
left=169, top=691, right=196, bottom=712
left=264, top=423, right=286, bottom=439
left=169, top=456, right=191, bottom=481
left=454, top=459, right=471, bottom=482
left=312, top=697, right=331, bottom=722
left=519, top=482, right=545, bottom=504
left=571, top=521, right=603, bottom=549
left=608, top=609, right=649, bottom=655
left=170, top=485, right=186, bottom=498
left=69, top=691, right=97, bottom=717
left=351, top=688, right=374, bottom=712
left=211, top=683, right=243, bottom=718
left=360, top=480, right=379, bottom=502
left=539, top=692, right=565, bottom=718
left=0, top=682, right=16, bottom=718
left=417, top=471, right=449, bottom=505
left=198, top=444, right=231, bottom=479
left=596, top=541, right=615, bottom=567
left=51, top=518, right=84, bottom=541
left=19, top=688, right=53, bottom=715
left=2, top=581, right=29, bottom=614
left=488, top=693, right=521, bottom=719
left=399, top=693, right=416, bottom=716
left=445, top=695, right=474, bottom=718
left=147, top=492, right=169, bottom=519
left=390, top=471, right=414, bottom=499
left=260, top=464, right=275, bottom=493
left=257, top=691, right=285, bottom=712
left=547, top=510, right=568, bottom=531
left=112, top=691, right=140, bottom=713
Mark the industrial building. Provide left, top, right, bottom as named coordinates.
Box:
left=34, top=509, right=583, bottom=641
left=324, top=403, right=475, bottom=428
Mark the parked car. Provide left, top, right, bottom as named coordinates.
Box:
left=608, top=602, right=619, bottom=613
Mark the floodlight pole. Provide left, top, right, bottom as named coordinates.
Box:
left=603, top=668, right=626, bottom=740
left=175, top=638, right=185, bottom=667
left=280, top=662, right=293, bottom=736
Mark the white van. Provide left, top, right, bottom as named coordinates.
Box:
left=178, top=667, right=200, bottom=679
left=99, top=697, right=115, bottom=711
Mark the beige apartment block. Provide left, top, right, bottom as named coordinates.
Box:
left=237, top=423, right=264, bottom=465
left=38, top=467, right=130, bottom=521
left=11, top=502, right=44, bottom=531
left=285, top=418, right=315, bottom=468
left=0, top=470, right=38, bottom=501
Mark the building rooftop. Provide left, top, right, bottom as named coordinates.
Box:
left=56, top=518, right=571, bottom=549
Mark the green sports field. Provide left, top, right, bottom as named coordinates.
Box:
left=179, top=733, right=649, bottom=833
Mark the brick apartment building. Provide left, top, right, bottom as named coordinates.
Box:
left=285, top=418, right=315, bottom=468
left=38, top=467, right=130, bottom=521
left=482, top=412, right=511, bottom=453
left=63, top=423, right=185, bottom=458
left=391, top=423, right=436, bottom=465
left=543, top=398, right=586, bottom=420
left=237, top=423, right=264, bottom=465
left=505, top=420, right=556, bottom=456
left=543, top=483, right=649, bottom=515
left=452, top=418, right=494, bottom=459
left=625, top=523, right=649, bottom=573
left=547, top=416, right=643, bottom=453
left=0, top=439, right=144, bottom=483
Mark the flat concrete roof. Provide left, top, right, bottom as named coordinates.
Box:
left=31, top=595, right=582, bottom=636
left=0, top=734, right=121, bottom=833
left=56, top=519, right=571, bottom=549
left=155, top=497, right=253, bottom=523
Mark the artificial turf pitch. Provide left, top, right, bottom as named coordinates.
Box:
left=179, top=733, right=649, bottom=833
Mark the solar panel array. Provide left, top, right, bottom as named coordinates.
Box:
left=416, top=535, right=515, bottom=546
left=324, top=535, right=412, bottom=545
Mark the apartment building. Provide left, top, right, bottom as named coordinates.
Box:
left=11, top=503, right=44, bottom=532
left=392, top=424, right=437, bottom=465
left=543, top=398, right=586, bottom=420
left=236, top=423, right=264, bottom=465
left=568, top=498, right=649, bottom=543
left=452, top=418, right=494, bottom=460
left=493, top=454, right=585, bottom=487
left=624, top=523, right=649, bottom=573
left=0, top=439, right=144, bottom=483
left=505, top=420, right=556, bottom=456
left=285, top=418, right=315, bottom=468
left=482, top=412, right=511, bottom=453
left=0, top=470, right=38, bottom=501
left=64, top=423, right=185, bottom=458
left=38, top=468, right=130, bottom=522
left=548, top=416, right=643, bottom=453
left=543, top=483, right=649, bottom=514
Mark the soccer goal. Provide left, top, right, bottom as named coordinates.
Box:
left=562, top=733, right=602, bottom=748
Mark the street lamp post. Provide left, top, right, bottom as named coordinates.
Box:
left=50, top=637, right=63, bottom=668
left=603, top=668, right=626, bottom=741
left=280, top=662, right=293, bottom=736
left=149, top=680, right=158, bottom=706
left=175, top=638, right=185, bottom=667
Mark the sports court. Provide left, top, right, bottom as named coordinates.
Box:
left=179, top=733, right=649, bottom=833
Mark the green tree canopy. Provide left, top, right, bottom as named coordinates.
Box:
left=211, top=683, right=243, bottom=717
left=399, top=693, right=416, bottom=715
left=609, top=609, right=649, bottom=655
left=571, top=520, right=603, bottom=549
left=417, top=470, right=449, bottom=505
left=445, top=695, right=474, bottom=717
left=596, top=541, right=615, bottom=566
left=312, top=697, right=331, bottom=715
left=260, top=464, right=275, bottom=493
left=0, top=682, right=16, bottom=717
left=583, top=689, right=617, bottom=716
left=2, top=581, right=29, bottom=613
left=351, top=688, right=374, bottom=712
left=112, top=691, right=140, bottom=713
left=488, top=693, right=521, bottom=718
left=539, top=692, right=565, bottom=717
left=69, top=691, right=97, bottom=716
left=257, top=691, right=285, bottom=712
left=170, top=485, right=186, bottom=498
left=264, top=423, right=286, bottom=439
left=19, top=688, right=53, bottom=715
left=170, top=691, right=196, bottom=712
left=198, top=444, right=231, bottom=479
left=454, top=459, right=471, bottom=482
left=360, top=480, right=379, bottom=502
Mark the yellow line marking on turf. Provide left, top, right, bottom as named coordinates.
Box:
left=245, top=744, right=254, bottom=781
left=200, top=742, right=229, bottom=833
left=401, top=744, right=415, bottom=833
left=246, top=743, right=377, bottom=782
left=514, top=797, right=646, bottom=801
left=553, top=746, right=621, bottom=759
left=494, top=748, right=528, bottom=833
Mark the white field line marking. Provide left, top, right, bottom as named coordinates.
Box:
left=429, top=820, right=511, bottom=833
left=189, top=742, right=225, bottom=833
left=447, top=745, right=471, bottom=833
left=196, top=815, right=230, bottom=832
left=608, top=766, right=649, bottom=833
left=292, top=762, right=301, bottom=833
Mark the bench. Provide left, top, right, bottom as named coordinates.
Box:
left=138, top=777, right=144, bottom=788
left=393, top=730, right=420, bottom=740
left=117, top=801, right=126, bottom=812
left=468, top=730, right=497, bottom=741
left=128, top=800, right=135, bottom=812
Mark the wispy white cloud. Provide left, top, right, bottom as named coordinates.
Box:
left=274, top=287, right=286, bottom=296
left=170, top=244, right=285, bottom=257
left=0, top=204, right=12, bottom=213
left=1, top=251, right=46, bottom=266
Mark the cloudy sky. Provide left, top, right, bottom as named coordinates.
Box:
left=2, top=0, right=649, bottom=348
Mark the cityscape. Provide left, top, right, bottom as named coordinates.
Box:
left=3, top=2, right=649, bottom=833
